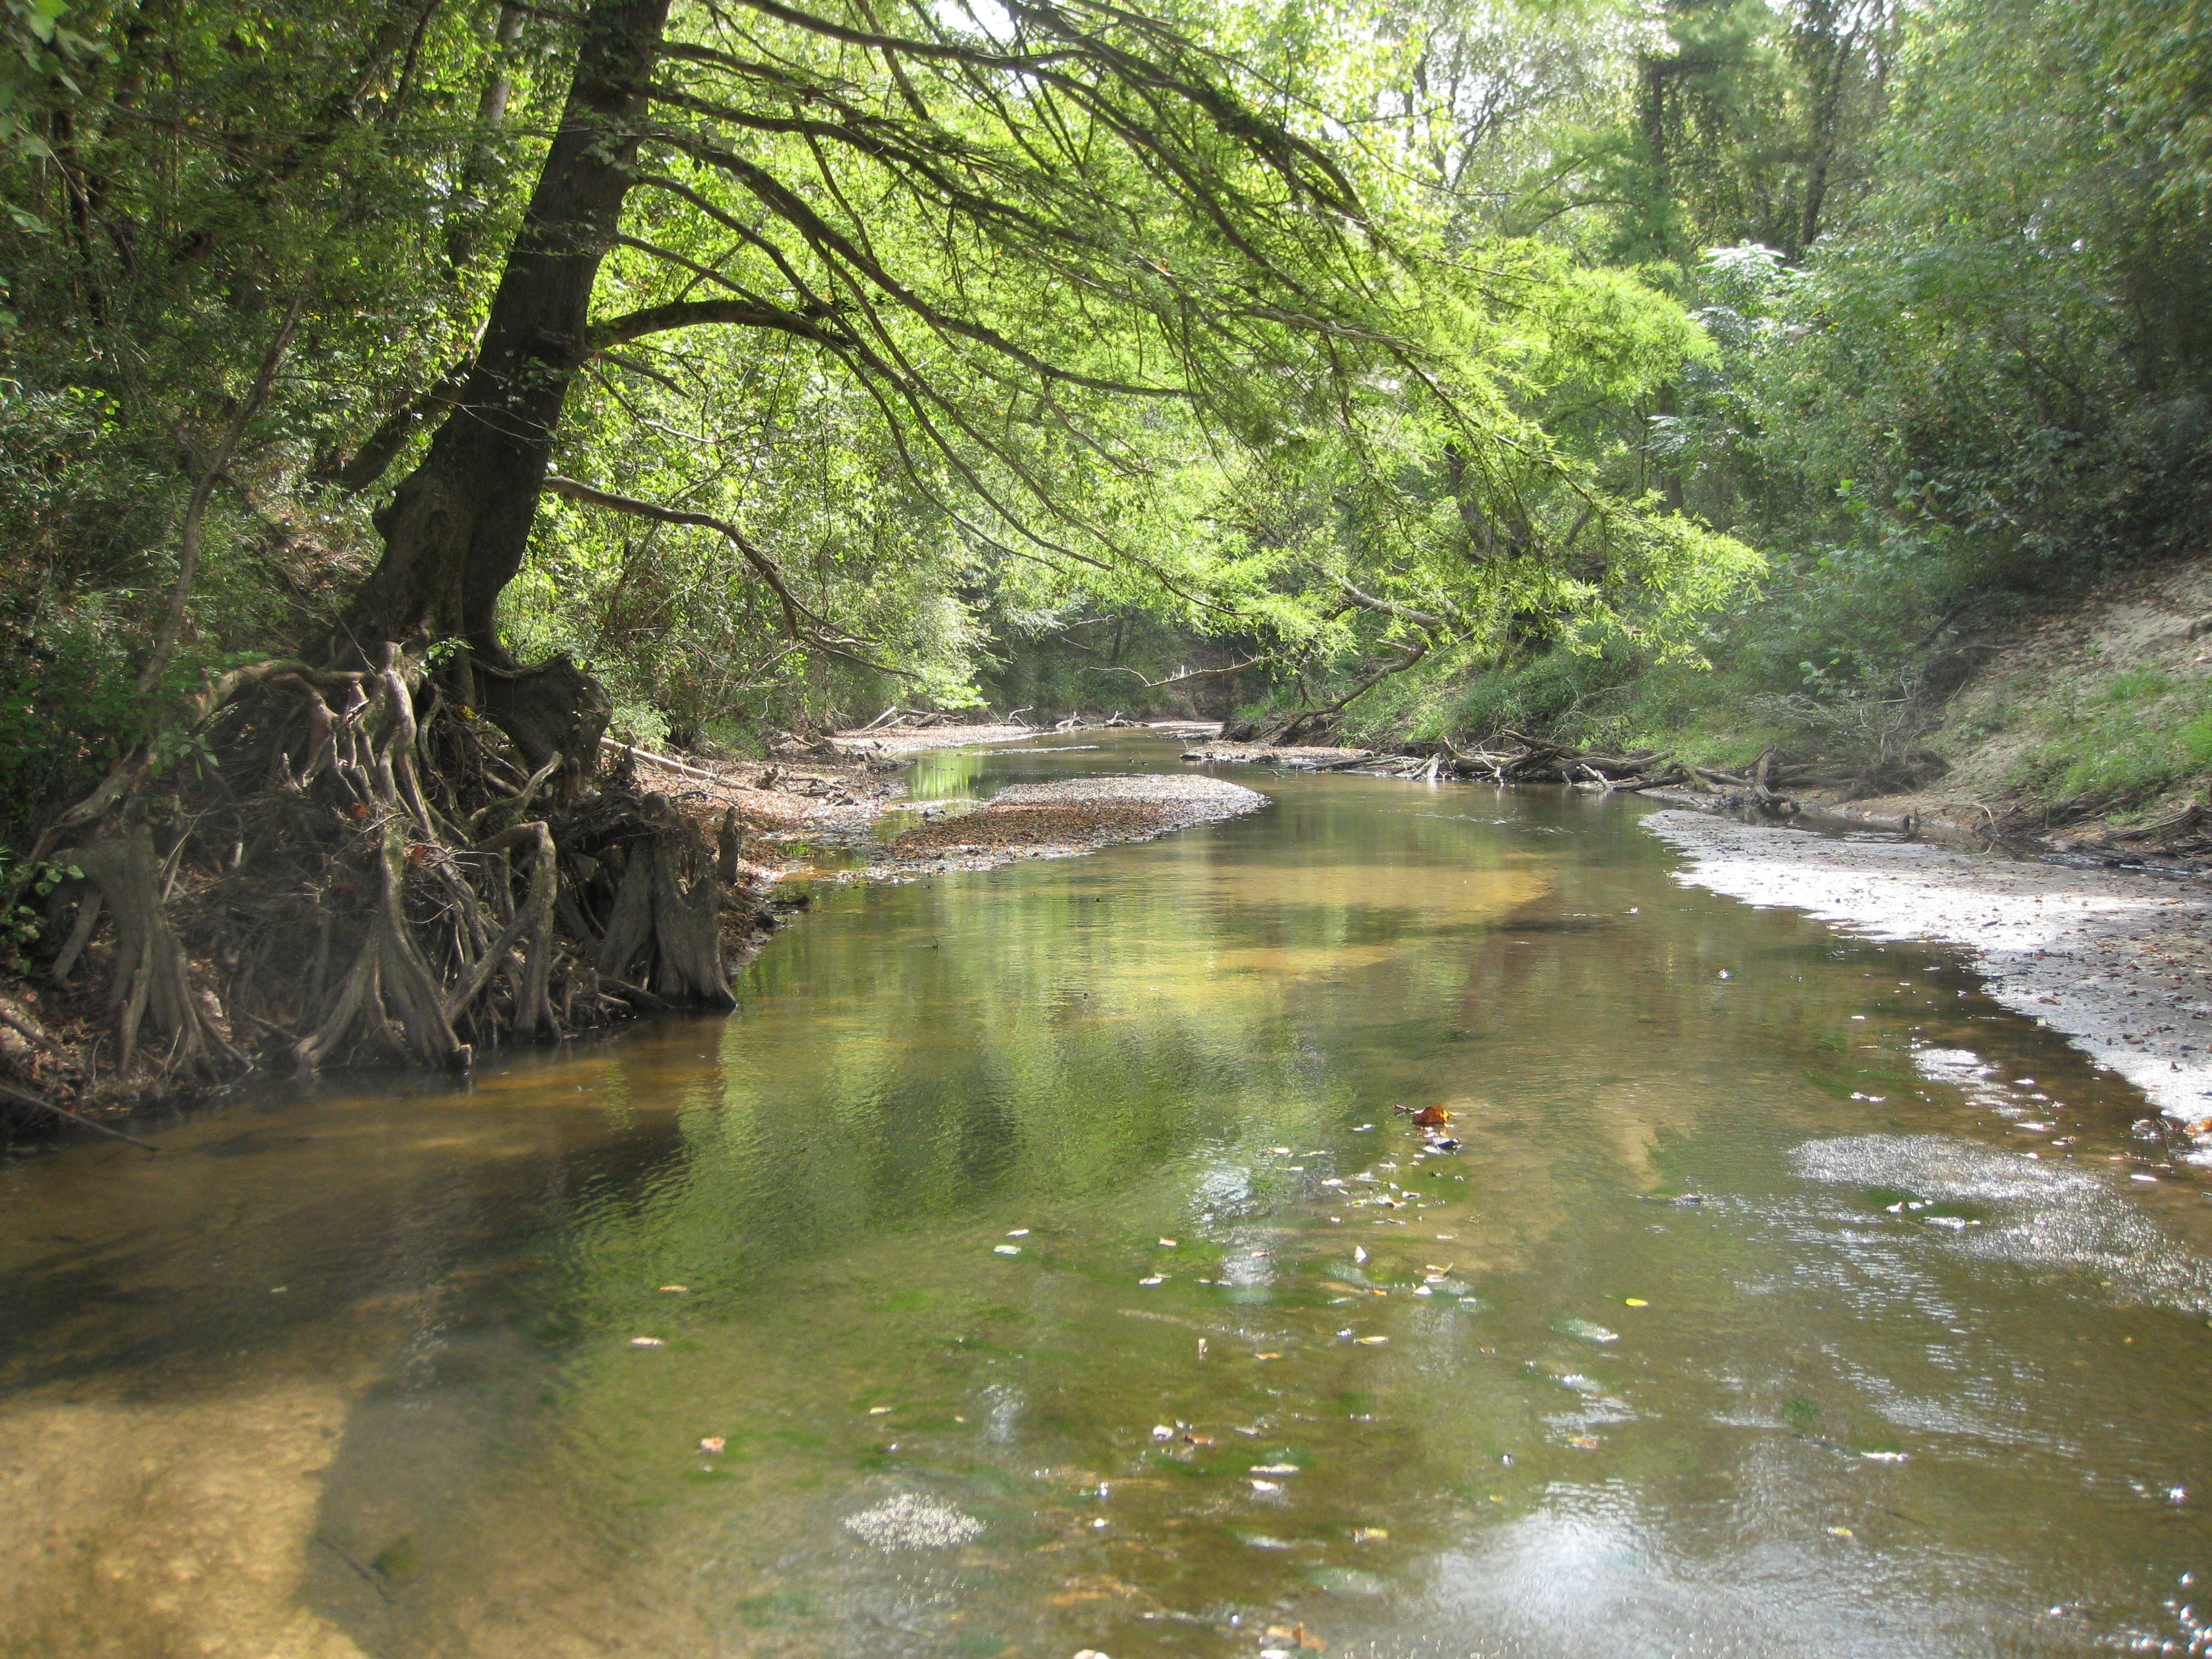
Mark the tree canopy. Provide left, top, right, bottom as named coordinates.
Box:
left=1, top=0, right=2197, bottom=789
left=2, top=0, right=1760, bottom=784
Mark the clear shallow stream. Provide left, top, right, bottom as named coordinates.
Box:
left=4, top=733, right=2210, bottom=1659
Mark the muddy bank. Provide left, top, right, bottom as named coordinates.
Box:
left=1643, top=808, right=2212, bottom=1151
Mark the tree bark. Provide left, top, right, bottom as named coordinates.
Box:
left=338, top=0, right=671, bottom=658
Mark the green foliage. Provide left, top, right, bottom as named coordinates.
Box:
left=0, top=596, right=137, bottom=825
left=0, top=0, right=102, bottom=187
left=2022, top=672, right=2212, bottom=805
left=4, top=0, right=2159, bottom=796
left=0, top=0, right=1767, bottom=789
left=0, top=844, right=80, bottom=967
left=1321, top=0, right=2211, bottom=801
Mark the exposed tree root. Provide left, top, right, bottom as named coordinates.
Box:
left=293, top=819, right=472, bottom=1072
left=72, top=828, right=241, bottom=1079
left=7, top=640, right=763, bottom=1127
left=591, top=796, right=736, bottom=1009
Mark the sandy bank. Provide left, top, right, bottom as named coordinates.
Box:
left=827, top=722, right=1040, bottom=756
left=1643, top=809, right=2212, bottom=1149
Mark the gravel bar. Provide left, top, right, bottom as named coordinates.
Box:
left=874, top=773, right=1267, bottom=874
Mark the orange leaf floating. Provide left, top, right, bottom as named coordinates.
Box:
left=1411, top=1106, right=1452, bottom=1127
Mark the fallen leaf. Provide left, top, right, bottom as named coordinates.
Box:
left=1623, top=1298, right=1649, bottom=1307
left=1355, top=1336, right=1389, bottom=1346
left=1254, top=1351, right=1282, bottom=1361
left=1411, top=1106, right=1451, bottom=1127
left=1828, top=1526, right=1855, bottom=1538
left=628, top=1336, right=665, bottom=1347
left=867, top=1406, right=895, bottom=1415
left=699, top=1436, right=726, bottom=1454
left=1353, top=1246, right=1369, bottom=1265
left=994, top=1244, right=1022, bottom=1256
left=1151, top=1424, right=1176, bottom=1439
left=1350, top=1527, right=1387, bottom=1543
left=1158, top=1238, right=1179, bottom=1247
left=1568, top=1435, right=1601, bottom=1450
left=658, top=1284, right=688, bottom=1293
left=1251, top=1462, right=1299, bottom=1475
left=1250, top=1479, right=1284, bottom=1493
left=1138, top=1275, right=1166, bottom=1286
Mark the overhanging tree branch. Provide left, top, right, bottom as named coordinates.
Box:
left=1096, top=656, right=1264, bottom=688
left=591, top=295, right=858, bottom=351
left=540, top=473, right=896, bottom=672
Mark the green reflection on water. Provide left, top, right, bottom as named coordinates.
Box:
left=2, top=737, right=2210, bottom=1659
left=904, top=746, right=993, bottom=801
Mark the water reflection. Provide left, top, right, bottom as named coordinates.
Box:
left=2, top=736, right=2209, bottom=1658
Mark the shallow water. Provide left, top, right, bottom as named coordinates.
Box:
left=4, top=734, right=2210, bottom=1659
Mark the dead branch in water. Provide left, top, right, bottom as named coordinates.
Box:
left=0, top=1079, right=159, bottom=1151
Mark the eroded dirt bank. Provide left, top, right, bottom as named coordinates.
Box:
left=1644, top=808, right=2212, bottom=1150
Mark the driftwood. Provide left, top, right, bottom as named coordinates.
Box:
left=1342, top=731, right=1692, bottom=793
left=855, top=706, right=1008, bottom=732
left=600, top=737, right=719, bottom=783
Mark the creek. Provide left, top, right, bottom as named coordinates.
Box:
left=2, top=733, right=2209, bottom=1658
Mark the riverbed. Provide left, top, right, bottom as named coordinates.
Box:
left=3, top=733, right=2208, bottom=1658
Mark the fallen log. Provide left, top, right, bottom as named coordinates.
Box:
left=599, top=737, right=720, bottom=784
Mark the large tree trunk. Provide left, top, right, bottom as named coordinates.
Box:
left=338, top=0, right=669, bottom=659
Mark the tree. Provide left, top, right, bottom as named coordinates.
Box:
left=0, top=0, right=1755, bottom=1089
